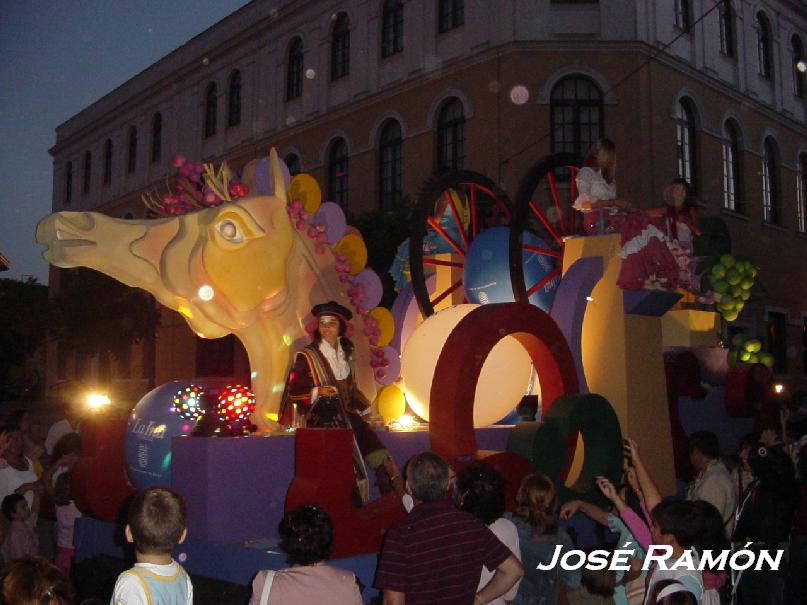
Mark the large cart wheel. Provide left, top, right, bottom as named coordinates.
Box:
left=410, top=171, right=513, bottom=317
left=509, top=153, right=584, bottom=304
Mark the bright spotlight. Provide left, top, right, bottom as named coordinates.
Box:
left=86, top=393, right=111, bottom=410
left=397, top=414, right=415, bottom=429
left=773, top=383, right=785, bottom=395
left=198, top=285, right=214, bottom=301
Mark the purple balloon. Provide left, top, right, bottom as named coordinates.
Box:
left=312, top=202, right=347, bottom=244
left=245, top=157, right=291, bottom=196
left=373, top=345, right=401, bottom=385
left=353, top=270, right=383, bottom=309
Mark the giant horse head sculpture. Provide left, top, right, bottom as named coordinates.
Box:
left=36, top=150, right=376, bottom=428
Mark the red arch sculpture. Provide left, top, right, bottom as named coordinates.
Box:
left=428, top=302, right=580, bottom=463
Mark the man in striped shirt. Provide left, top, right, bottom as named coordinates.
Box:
left=376, top=452, right=523, bottom=605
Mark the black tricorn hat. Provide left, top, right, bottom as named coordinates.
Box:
left=311, top=300, right=353, bottom=322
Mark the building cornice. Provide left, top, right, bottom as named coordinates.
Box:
left=50, top=36, right=807, bottom=159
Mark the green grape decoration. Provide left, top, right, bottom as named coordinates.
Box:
left=726, top=334, right=774, bottom=369
left=705, top=254, right=758, bottom=323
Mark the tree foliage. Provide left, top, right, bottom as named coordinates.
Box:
left=48, top=268, right=160, bottom=358
left=349, top=198, right=412, bottom=308
left=0, top=277, right=48, bottom=383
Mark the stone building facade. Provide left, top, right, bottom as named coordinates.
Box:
left=48, top=0, right=807, bottom=402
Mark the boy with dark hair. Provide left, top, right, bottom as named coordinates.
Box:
left=111, top=487, right=193, bottom=605
left=1, top=491, right=39, bottom=561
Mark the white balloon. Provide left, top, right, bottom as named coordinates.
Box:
left=401, top=305, right=533, bottom=427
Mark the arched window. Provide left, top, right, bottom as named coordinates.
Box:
left=103, top=139, right=112, bottom=186
left=719, top=2, right=735, bottom=57
left=204, top=82, right=217, bottom=138
left=675, top=98, right=698, bottom=193
left=757, top=12, right=773, bottom=80
left=328, top=138, right=349, bottom=211
left=798, top=153, right=807, bottom=233
left=151, top=113, right=162, bottom=164
left=762, top=137, right=780, bottom=224
left=82, top=151, right=92, bottom=195
left=438, top=0, right=464, bottom=33
left=331, top=14, right=350, bottom=80
left=284, top=153, right=301, bottom=176
left=381, top=1, right=403, bottom=58
left=379, top=120, right=403, bottom=209
left=722, top=120, right=743, bottom=213
left=286, top=38, right=304, bottom=100
left=65, top=161, right=73, bottom=205
left=436, top=98, right=465, bottom=171
left=127, top=126, right=137, bottom=174
left=550, top=75, right=604, bottom=159
left=674, top=0, right=690, bottom=33
left=227, top=70, right=241, bottom=127
left=793, top=35, right=805, bottom=98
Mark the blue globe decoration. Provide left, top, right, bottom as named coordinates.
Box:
left=463, top=227, right=560, bottom=311
left=125, top=381, right=204, bottom=489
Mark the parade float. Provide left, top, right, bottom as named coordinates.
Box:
left=35, top=149, right=773, bottom=596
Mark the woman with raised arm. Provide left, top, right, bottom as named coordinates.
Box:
left=560, top=469, right=646, bottom=605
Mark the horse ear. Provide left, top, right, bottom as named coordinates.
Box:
left=269, top=148, right=287, bottom=203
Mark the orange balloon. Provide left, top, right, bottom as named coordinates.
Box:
left=333, top=234, right=367, bottom=275
left=368, top=307, right=394, bottom=347
left=288, top=174, right=322, bottom=215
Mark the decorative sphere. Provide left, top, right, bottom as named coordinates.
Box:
left=401, top=305, right=533, bottom=427
left=377, top=384, right=406, bottom=422
left=463, top=227, right=559, bottom=311
left=126, top=381, right=203, bottom=489
left=509, top=85, right=530, bottom=105
left=216, top=385, right=256, bottom=423
left=171, top=385, right=206, bottom=421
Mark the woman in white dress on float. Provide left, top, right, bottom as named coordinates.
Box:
left=573, top=138, right=634, bottom=234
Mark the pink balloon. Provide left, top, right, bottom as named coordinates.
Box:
left=353, top=270, right=383, bottom=309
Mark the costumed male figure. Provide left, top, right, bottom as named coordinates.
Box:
left=280, top=301, right=394, bottom=502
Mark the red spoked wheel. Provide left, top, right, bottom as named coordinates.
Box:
left=410, top=171, right=513, bottom=317
left=509, top=153, right=584, bottom=303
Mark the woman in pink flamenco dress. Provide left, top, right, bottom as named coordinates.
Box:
left=644, top=178, right=700, bottom=290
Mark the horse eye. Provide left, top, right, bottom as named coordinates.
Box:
left=218, top=219, right=242, bottom=243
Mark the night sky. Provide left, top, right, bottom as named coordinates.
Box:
left=0, top=0, right=251, bottom=283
